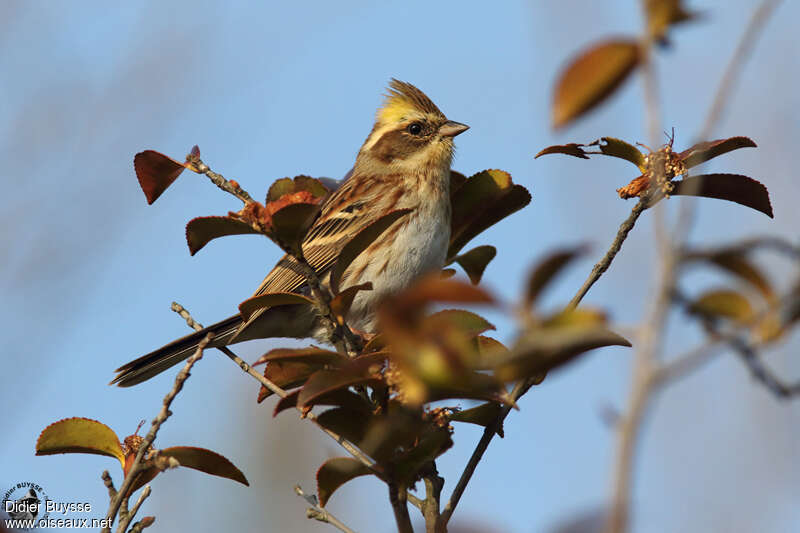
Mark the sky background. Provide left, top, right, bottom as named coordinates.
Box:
left=1, top=1, right=798, bottom=532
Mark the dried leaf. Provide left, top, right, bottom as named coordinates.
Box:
left=316, top=457, right=373, bottom=507
left=160, top=446, right=249, bottom=486
left=672, top=174, right=773, bottom=218
left=253, top=346, right=345, bottom=367
left=238, top=292, right=316, bottom=321
left=36, top=418, right=124, bottom=466
left=134, top=149, right=193, bottom=204
left=257, top=361, right=322, bottom=403
left=552, top=40, right=641, bottom=129
left=679, top=137, right=756, bottom=169
left=452, top=245, right=497, bottom=284
left=297, top=353, right=387, bottom=407
left=645, top=0, right=696, bottom=42
left=329, top=209, right=413, bottom=294
left=270, top=203, right=322, bottom=256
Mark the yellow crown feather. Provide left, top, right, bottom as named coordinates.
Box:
left=377, top=79, right=445, bottom=124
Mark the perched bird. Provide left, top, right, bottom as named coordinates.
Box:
left=112, top=79, right=469, bottom=387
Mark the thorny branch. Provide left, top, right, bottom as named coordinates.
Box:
left=101, top=333, right=213, bottom=533
left=294, top=485, right=357, bottom=533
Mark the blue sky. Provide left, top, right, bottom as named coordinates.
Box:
left=1, top=1, right=798, bottom=532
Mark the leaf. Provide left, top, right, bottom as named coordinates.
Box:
left=672, top=174, right=773, bottom=218
left=645, top=0, right=696, bottom=42
left=679, top=137, right=757, bottom=169
left=266, top=178, right=296, bottom=202
left=473, top=335, right=511, bottom=369
left=253, top=346, right=345, bottom=367
left=452, top=245, right=497, bottom=284
left=273, top=389, right=301, bottom=416
left=316, top=457, right=373, bottom=507
left=688, top=289, right=753, bottom=323
left=535, top=143, right=590, bottom=159
left=267, top=175, right=328, bottom=202
left=134, top=148, right=196, bottom=205
left=552, top=40, right=641, bottom=129
left=448, top=169, right=531, bottom=258
left=589, top=137, right=646, bottom=170
left=498, top=326, right=631, bottom=380
left=389, top=277, right=495, bottom=314
left=274, top=389, right=368, bottom=417
left=185, top=216, right=262, bottom=256
left=427, top=309, right=495, bottom=337
left=257, top=361, right=323, bottom=403
left=270, top=203, right=322, bottom=256
left=239, top=292, right=316, bottom=321
left=160, top=446, right=249, bottom=486
left=316, top=407, right=372, bottom=446
left=330, top=282, right=373, bottom=324
left=329, top=209, right=412, bottom=294
left=297, top=353, right=387, bottom=407
left=685, top=249, right=774, bottom=301
left=525, top=247, right=586, bottom=307
left=450, top=402, right=504, bottom=437
left=36, top=418, right=124, bottom=466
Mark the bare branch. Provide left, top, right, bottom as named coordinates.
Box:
left=185, top=153, right=254, bottom=204
left=389, top=482, right=414, bottom=533
left=117, top=485, right=151, bottom=533
left=294, top=485, right=358, bottom=533
left=102, top=333, right=213, bottom=533
left=568, top=199, right=648, bottom=310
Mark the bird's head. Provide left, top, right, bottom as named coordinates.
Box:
left=356, top=79, right=468, bottom=175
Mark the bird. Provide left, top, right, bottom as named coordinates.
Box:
left=112, top=79, right=469, bottom=387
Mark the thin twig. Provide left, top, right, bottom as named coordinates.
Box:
left=102, top=471, right=117, bottom=501
left=186, top=153, right=254, bottom=204
left=568, top=199, right=648, bottom=309
left=101, top=334, right=212, bottom=533
left=169, top=302, right=396, bottom=499
left=437, top=378, right=534, bottom=531
left=733, top=339, right=800, bottom=399
left=116, top=485, right=151, bottom=533
left=294, top=485, right=358, bottom=533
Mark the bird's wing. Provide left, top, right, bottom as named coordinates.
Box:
left=241, top=173, right=387, bottom=326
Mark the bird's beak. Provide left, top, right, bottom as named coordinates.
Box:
left=439, top=120, right=470, bottom=138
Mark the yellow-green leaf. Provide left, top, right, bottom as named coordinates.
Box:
left=589, top=137, right=646, bottom=170
left=689, top=289, right=754, bottom=323
left=36, top=418, right=124, bottom=467
left=450, top=402, right=504, bottom=437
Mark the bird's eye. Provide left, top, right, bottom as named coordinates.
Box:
left=407, top=122, right=423, bottom=135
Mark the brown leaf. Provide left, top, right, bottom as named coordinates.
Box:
left=316, top=407, right=373, bottom=446
left=160, top=446, right=249, bottom=486
left=257, top=361, right=324, bottom=403
left=185, top=215, right=262, bottom=256
left=36, top=418, right=125, bottom=467
left=616, top=175, right=649, bottom=199
left=239, top=292, right=316, bottom=322
left=552, top=40, right=641, bottom=129
left=679, top=137, right=757, bottom=169
left=672, top=174, right=773, bottom=218
left=534, top=143, right=590, bottom=159
left=684, top=249, right=775, bottom=301
left=329, top=209, right=412, bottom=294
left=134, top=149, right=193, bottom=205
left=270, top=202, right=322, bottom=256
left=296, top=353, right=388, bottom=407
left=426, top=309, right=495, bottom=337
left=452, top=245, right=497, bottom=284
left=330, top=282, right=373, bottom=324
left=645, top=0, right=696, bottom=42
left=448, top=169, right=531, bottom=258
left=316, top=457, right=373, bottom=507
left=386, top=277, right=495, bottom=319
left=253, top=346, right=345, bottom=367
left=525, top=247, right=587, bottom=307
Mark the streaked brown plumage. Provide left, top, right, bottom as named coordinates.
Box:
left=112, top=80, right=468, bottom=386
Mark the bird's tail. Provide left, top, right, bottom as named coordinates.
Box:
left=111, top=315, right=242, bottom=387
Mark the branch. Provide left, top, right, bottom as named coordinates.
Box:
left=568, top=199, right=648, bottom=309
left=389, top=482, right=414, bottom=533
left=421, top=467, right=443, bottom=533
left=294, top=485, right=357, bottom=533
left=733, top=339, right=800, bottom=399
left=101, top=333, right=213, bottom=533
left=116, top=485, right=151, bottom=533
left=170, top=302, right=395, bottom=499
left=185, top=152, right=254, bottom=204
